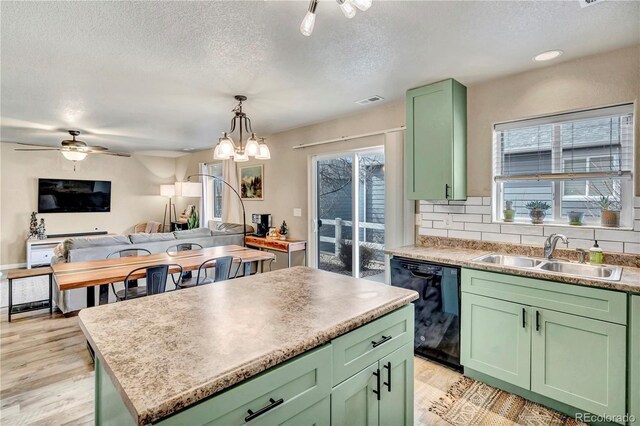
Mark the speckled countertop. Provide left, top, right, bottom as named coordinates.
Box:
left=78, top=267, right=418, bottom=425
left=386, top=244, right=640, bottom=293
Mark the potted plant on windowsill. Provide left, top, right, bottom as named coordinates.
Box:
left=596, top=196, right=620, bottom=227
left=525, top=201, right=551, bottom=225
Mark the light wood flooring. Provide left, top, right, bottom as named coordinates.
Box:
left=0, top=308, right=461, bottom=425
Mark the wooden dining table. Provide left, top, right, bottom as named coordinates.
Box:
left=52, top=245, right=275, bottom=307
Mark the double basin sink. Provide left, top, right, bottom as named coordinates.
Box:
left=473, top=253, right=623, bottom=281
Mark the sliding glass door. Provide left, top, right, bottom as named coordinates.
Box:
left=313, top=148, right=385, bottom=281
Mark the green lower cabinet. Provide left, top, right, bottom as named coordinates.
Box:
left=379, top=343, right=414, bottom=426
left=278, top=397, right=329, bottom=426
left=461, top=293, right=531, bottom=389
left=331, top=362, right=380, bottom=426
left=330, top=343, right=414, bottom=426
left=531, top=308, right=627, bottom=419
left=630, top=296, right=640, bottom=425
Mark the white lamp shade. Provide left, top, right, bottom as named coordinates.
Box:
left=245, top=137, right=260, bottom=157
left=213, top=144, right=230, bottom=160
left=61, top=151, right=88, bottom=161
left=256, top=143, right=271, bottom=160
left=233, top=150, right=249, bottom=162
left=216, top=137, right=235, bottom=159
left=160, top=184, right=176, bottom=197
left=176, top=182, right=202, bottom=198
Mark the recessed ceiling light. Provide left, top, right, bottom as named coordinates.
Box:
left=533, top=50, right=563, bottom=62
left=356, top=95, right=385, bottom=106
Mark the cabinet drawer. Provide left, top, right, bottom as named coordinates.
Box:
left=157, top=345, right=332, bottom=425
left=462, top=268, right=627, bottom=324
left=332, top=304, right=414, bottom=386
left=31, top=248, right=54, bottom=266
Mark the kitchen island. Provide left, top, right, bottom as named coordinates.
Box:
left=79, top=266, right=418, bottom=425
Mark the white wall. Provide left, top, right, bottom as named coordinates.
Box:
left=0, top=143, right=178, bottom=266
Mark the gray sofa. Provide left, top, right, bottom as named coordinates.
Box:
left=53, top=223, right=253, bottom=313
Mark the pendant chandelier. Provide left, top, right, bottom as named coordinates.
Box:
left=300, top=0, right=373, bottom=37
left=213, top=95, right=270, bottom=162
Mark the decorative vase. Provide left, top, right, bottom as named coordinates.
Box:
left=280, top=234, right=287, bottom=241
left=568, top=211, right=584, bottom=226
left=503, top=209, right=515, bottom=222
left=601, top=209, right=620, bottom=227
left=529, top=209, right=546, bottom=224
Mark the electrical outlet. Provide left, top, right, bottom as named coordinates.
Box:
left=415, top=213, right=421, bottom=226
left=293, top=208, right=302, bottom=217
left=444, top=214, right=453, bottom=228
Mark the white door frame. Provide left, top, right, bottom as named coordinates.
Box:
left=308, top=146, right=384, bottom=277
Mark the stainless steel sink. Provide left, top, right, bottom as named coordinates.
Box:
left=472, top=253, right=623, bottom=281
left=538, top=261, right=622, bottom=280
left=473, top=254, right=545, bottom=268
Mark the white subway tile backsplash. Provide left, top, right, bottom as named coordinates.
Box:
left=420, top=220, right=433, bottom=228
left=500, top=224, right=543, bottom=236
left=434, top=221, right=464, bottom=230
left=448, top=230, right=482, bottom=240
left=451, top=214, right=483, bottom=223
left=465, top=205, right=492, bottom=215
left=624, top=242, right=640, bottom=254
left=465, top=222, right=501, bottom=233
left=520, top=235, right=548, bottom=246
left=482, top=232, right=521, bottom=244
left=419, top=228, right=448, bottom=237
left=422, top=213, right=450, bottom=221
left=594, top=229, right=639, bottom=243
left=434, top=205, right=465, bottom=214
left=543, top=226, right=595, bottom=240
left=415, top=195, right=639, bottom=254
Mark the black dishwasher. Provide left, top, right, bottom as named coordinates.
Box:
left=390, top=257, right=461, bottom=370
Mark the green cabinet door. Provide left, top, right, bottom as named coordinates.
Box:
left=531, top=308, right=627, bottom=419
left=379, top=344, right=414, bottom=426
left=331, top=363, right=379, bottom=426
left=461, top=293, right=531, bottom=389
left=278, top=397, right=329, bottom=426
left=630, top=296, right=640, bottom=425
left=405, top=79, right=466, bottom=200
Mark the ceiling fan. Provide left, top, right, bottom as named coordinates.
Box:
left=14, top=130, right=130, bottom=166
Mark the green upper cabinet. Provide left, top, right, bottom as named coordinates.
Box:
left=405, top=78, right=467, bottom=200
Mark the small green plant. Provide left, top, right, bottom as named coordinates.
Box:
left=594, top=195, right=620, bottom=211
left=524, top=201, right=551, bottom=211
left=187, top=209, right=199, bottom=230
left=279, top=220, right=288, bottom=236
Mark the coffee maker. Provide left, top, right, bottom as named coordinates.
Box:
left=251, top=214, right=272, bottom=237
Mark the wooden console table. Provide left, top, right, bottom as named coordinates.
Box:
left=6, top=266, right=54, bottom=322
left=244, top=236, right=307, bottom=268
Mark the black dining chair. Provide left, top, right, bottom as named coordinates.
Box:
left=165, top=242, right=203, bottom=255
left=115, top=263, right=183, bottom=301
left=101, top=248, right=152, bottom=305
left=176, top=255, right=235, bottom=289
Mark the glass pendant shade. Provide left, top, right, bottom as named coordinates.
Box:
left=213, top=144, right=229, bottom=160
left=233, top=150, right=249, bottom=162
left=350, top=0, right=371, bottom=11
left=338, top=0, right=356, bottom=19
left=245, top=133, right=260, bottom=157
left=256, top=142, right=271, bottom=160
left=61, top=150, right=88, bottom=161
left=300, top=11, right=316, bottom=36
left=217, top=134, right=235, bottom=158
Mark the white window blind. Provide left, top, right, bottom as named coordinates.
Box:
left=492, top=104, right=635, bottom=226
left=494, top=104, right=634, bottom=182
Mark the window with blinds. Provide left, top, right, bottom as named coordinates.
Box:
left=492, top=104, right=634, bottom=226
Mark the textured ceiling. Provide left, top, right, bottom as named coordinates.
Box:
left=1, top=1, right=639, bottom=152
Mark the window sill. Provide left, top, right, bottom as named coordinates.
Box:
left=495, top=221, right=633, bottom=231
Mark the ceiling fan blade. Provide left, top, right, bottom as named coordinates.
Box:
left=94, top=151, right=131, bottom=157
left=15, top=142, right=54, bottom=148
left=14, top=148, right=62, bottom=152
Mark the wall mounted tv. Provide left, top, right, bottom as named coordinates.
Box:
left=38, top=178, right=112, bottom=213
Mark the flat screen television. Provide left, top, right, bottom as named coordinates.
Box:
left=38, top=178, right=112, bottom=213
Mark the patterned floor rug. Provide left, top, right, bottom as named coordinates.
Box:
left=429, top=376, right=587, bottom=426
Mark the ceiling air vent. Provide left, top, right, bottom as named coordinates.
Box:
left=356, top=95, right=385, bottom=106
